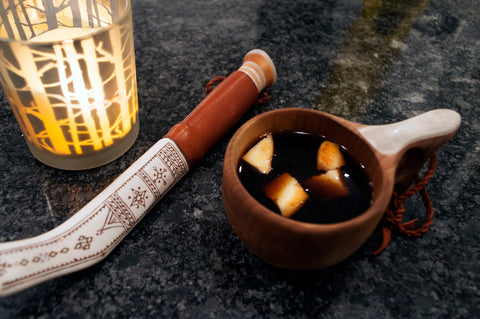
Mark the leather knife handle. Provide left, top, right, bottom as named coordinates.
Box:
left=166, top=49, right=277, bottom=166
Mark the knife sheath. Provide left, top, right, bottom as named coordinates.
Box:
left=0, top=49, right=276, bottom=296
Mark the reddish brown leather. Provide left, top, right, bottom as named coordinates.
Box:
left=165, top=71, right=259, bottom=167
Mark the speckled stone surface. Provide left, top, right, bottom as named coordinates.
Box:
left=0, top=0, right=478, bottom=317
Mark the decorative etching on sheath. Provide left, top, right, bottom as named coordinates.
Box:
left=153, top=167, right=168, bottom=186
left=158, top=142, right=188, bottom=179
left=98, top=207, right=124, bottom=235
left=74, top=236, right=93, bottom=250
left=0, top=139, right=189, bottom=295
left=0, top=262, right=9, bottom=277
left=105, top=193, right=136, bottom=228
left=138, top=168, right=161, bottom=197
left=96, top=142, right=185, bottom=235
left=13, top=247, right=70, bottom=267
left=129, top=187, right=148, bottom=209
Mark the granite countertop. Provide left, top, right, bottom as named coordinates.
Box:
left=0, top=0, right=478, bottom=317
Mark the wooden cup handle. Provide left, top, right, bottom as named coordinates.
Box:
left=166, top=49, right=277, bottom=167
left=359, top=109, right=461, bottom=192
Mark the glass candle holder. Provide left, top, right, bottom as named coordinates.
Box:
left=0, top=0, right=138, bottom=170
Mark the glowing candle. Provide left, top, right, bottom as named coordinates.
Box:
left=0, top=0, right=138, bottom=170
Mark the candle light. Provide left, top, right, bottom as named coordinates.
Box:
left=0, top=0, right=138, bottom=169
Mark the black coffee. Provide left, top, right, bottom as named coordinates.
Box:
left=238, top=131, right=372, bottom=224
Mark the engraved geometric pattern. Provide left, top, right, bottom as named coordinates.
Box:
left=138, top=168, right=160, bottom=197
left=159, top=142, right=189, bottom=179
left=74, top=236, right=93, bottom=250
left=0, top=0, right=138, bottom=156
left=106, top=193, right=137, bottom=227
left=0, top=139, right=189, bottom=296
left=129, top=188, right=148, bottom=208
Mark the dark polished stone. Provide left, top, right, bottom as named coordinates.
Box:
left=0, top=0, right=478, bottom=317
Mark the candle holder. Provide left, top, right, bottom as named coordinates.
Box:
left=0, top=0, right=138, bottom=170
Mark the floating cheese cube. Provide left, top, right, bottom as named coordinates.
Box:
left=242, top=134, right=274, bottom=174
left=317, top=141, right=346, bottom=171
left=305, top=169, right=348, bottom=200
left=262, top=173, right=309, bottom=217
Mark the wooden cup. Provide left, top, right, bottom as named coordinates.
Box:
left=222, top=107, right=461, bottom=269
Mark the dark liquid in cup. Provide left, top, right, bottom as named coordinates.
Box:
left=238, top=131, right=372, bottom=224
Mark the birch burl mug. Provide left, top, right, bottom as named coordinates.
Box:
left=222, top=107, right=461, bottom=269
